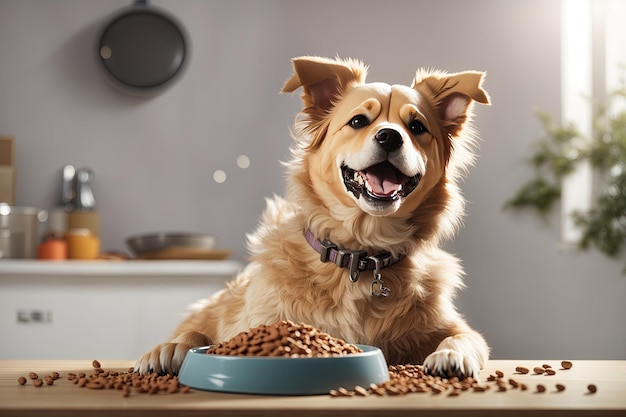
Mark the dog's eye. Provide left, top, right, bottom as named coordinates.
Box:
left=348, top=115, right=370, bottom=129
left=409, top=120, right=427, bottom=135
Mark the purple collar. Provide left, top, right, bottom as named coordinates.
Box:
left=304, top=229, right=405, bottom=297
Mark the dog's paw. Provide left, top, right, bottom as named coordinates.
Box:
left=422, top=349, right=480, bottom=380
left=134, top=331, right=212, bottom=375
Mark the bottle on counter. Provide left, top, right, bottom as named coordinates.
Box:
left=37, top=165, right=101, bottom=260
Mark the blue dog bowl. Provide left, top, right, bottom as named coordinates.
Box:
left=178, top=344, right=389, bottom=395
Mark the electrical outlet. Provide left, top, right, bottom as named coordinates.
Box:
left=17, top=309, right=53, bottom=323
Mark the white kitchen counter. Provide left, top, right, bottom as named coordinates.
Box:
left=0, top=259, right=243, bottom=360
left=0, top=259, right=243, bottom=277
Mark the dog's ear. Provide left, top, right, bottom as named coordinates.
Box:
left=282, top=56, right=368, bottom=114
left=412, top=70, right=490, bottom=136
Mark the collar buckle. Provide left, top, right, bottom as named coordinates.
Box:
left=335, top=249, right=367, bottom=282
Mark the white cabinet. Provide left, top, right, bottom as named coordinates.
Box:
left=0, top=260, right=242, bottom=360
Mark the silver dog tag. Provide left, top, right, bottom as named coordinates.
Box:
left=371, top=273, right=391, bottom=297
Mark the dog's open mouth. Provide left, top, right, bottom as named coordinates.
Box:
left=341, top=161, right=421, bottom=202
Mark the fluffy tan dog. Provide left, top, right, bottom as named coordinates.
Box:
left=135, top=56, right=491, bottom=379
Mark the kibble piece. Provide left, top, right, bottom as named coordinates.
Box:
left=544, top=368, right=556, bottom=376
left=28, top=372, right=38, bottom=380
left=92, top=359, right=101, bottom=369
left=495, top=370, right=504, bottom=378
left=337, top=387, right=354, bottom=397
left=51, top=372, right=60, bottom=380
left=32, top=379, right=43, bottom=388
left=561, top=360, right=573, bottom=369
left=17, top=376, right=27, bottom=385
left=587, top=384, right=597, bottom=394
left=536, top=384, right=546, bottom=393
left=556, top=384, right=566, bottom=392
left=515, top=366, right=530, bottom=374
left=542, top=364, right=552, bottom=369
left=533, top=367, right=546, bottom=374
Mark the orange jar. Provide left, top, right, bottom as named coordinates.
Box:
left=66, top=228, right=100, bottom=260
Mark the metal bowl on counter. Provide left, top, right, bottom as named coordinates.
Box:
left=125, top=232, right=230, bottom=260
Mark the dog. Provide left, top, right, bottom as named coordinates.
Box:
left=135, top=56, right=491, bottom=379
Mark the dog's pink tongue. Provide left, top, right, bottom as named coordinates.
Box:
left=363, top=163, right=403, bottom=196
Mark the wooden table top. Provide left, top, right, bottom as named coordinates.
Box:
left=1, top=359, right=624, bottom=416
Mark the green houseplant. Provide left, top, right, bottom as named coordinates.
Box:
left=504, top=72, right=626, bottom=273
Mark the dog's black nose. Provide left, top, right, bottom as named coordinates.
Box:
left=375, top=129, right=403, bottom=152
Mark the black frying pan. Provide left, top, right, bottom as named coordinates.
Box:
left=97, top=0, right=189, bottom=95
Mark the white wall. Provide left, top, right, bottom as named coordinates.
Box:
left=1, top=0, right=624, bottom=360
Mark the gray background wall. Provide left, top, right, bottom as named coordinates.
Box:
left=1, top=0, right=624, bottom=360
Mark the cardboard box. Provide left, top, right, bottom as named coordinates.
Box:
left=0, top=166, right=15, bottom=204
left=0, top=136, right=14, bottom=166
left=0, top=136, right=15, bottom=204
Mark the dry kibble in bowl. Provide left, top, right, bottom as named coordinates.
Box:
left=206, top=320, right=363, bottom=358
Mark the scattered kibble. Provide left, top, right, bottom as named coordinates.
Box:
left=10, top=329, right=598, bottom=400
left=16, top=361, right=191, bottom=397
